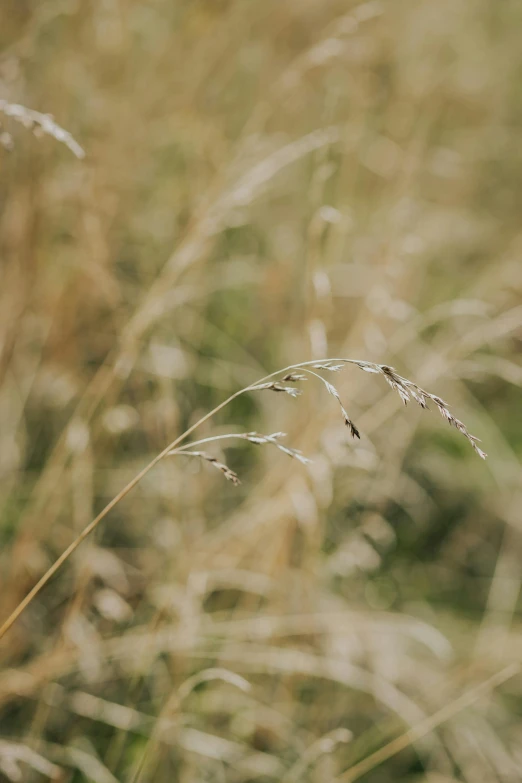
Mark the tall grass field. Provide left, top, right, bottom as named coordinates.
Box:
left=1, top=2, right=522, bottom=781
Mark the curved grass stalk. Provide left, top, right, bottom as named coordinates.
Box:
left=0, top=358, right=484, bottom=640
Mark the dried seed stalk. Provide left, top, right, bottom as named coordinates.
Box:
left=299, top=359, right=485, bottom=458
left=377, top=364, right=486, bottom=458
left=301, top=368, right=360, bottom=439
left=250, top=381, right=302, bottom=397
left=171, top=431, right=310, bottom=485
left=0, top=355, right=485, bottom=639
left=181, top=451, right=241, bottom=485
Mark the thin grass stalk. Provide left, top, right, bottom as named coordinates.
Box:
left=0, top=362, right=303, bottom=640
left=0, top=358, right=484, bottom=639
left=336, top=664, right=519, bottom=782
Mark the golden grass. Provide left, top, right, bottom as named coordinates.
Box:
left=1, top=0, right=522, bottom=781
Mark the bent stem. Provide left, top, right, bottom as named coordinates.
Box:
left=0, top=357, right=484, bottom=640
left=0, top=359, right=314, bottom=639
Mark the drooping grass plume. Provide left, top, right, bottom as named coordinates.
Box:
left=171, top=431, right=311, bottom=484
left=0, top=356, right=485, bottom=640
left=180, top=451, right=242, bottom=485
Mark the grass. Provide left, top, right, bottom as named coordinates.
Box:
left=1, top=1, right=522, bottom=781
left=0, top=357, right=486, bottom=640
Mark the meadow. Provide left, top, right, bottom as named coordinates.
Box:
left=1, top=1, right=522, bottom=781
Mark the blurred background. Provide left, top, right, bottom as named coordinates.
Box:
left=1, top=1, right=522, bottom=780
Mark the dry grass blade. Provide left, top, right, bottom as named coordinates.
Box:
left=0, top=99, right=85, bottom=158
left=0, top=740, right=61, bottom=781
left=336, top=664, right=519, bottom=782
left=282, top=728, right=353, bottom=783
left=226, top=126, right=340, bottom=207
left=43, top=744, right=119, bottom=783
left=177, top=668, right=251, bottom=701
